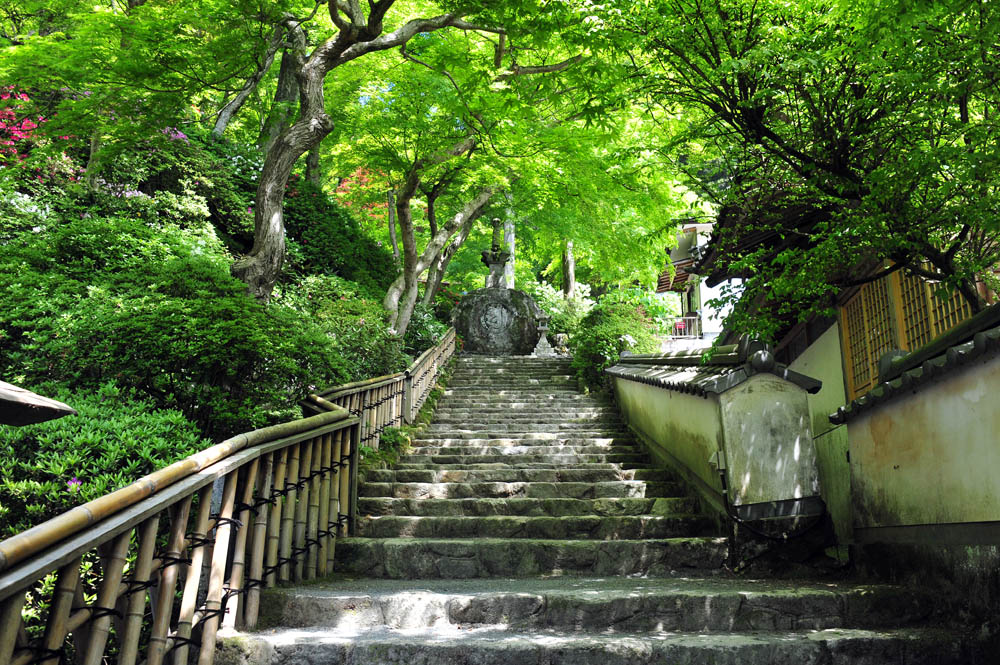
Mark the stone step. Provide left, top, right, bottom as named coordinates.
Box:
left=398, top=453, right=649, bottom=466
left=424, top=424, right=629, bottom=434
left=242, top=625, right=971, bottom=665
left=409, top=436, right=634, bottom=447
left=431, top=414, right=622, bottom=424
left=414, top=432, right=632, bottom=442
left=357, top=497, right=698, bottom=517
left=257, top=577, right=933, bottom=633
left=363, top=468, right=667, bottom=484
left=404, top=445, right=641, bottom=457
left=393, top=461, right=653, bottom=471
left=358, top=480, right=683, bottom=500
left=441, top=389, right=587, bottom=397
left=332, top=537, right=727, bottom=578
left=356, top=515, right=710, bottom=539
left=432, top=409, right=619, bottom=418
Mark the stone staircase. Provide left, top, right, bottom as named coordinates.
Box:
left=240, top=356, right=978, bottom=665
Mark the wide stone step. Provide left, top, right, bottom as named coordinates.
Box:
left=398, top=453, right=649, bottom=466
left=414, top=432, right=631, bottom=442
left=358, top=480, right=682, bottom=499
left=441, top=389, right=586, bottom=397
left=424, top=424, right=629, bottom=434
left=433, top=409, right=619, bottom=418
left=409, top=436, right=634, bottom=447
left=245, top=626, right=970, bottom=665
left=356, top=515, right=709, bottom=539
left=393, top=461, right=652, bottom=471
left=405, top=445, right=641, bottom=457
left=364, top=468, right=666, bottom=484
left=357, top=497, right=697, bottom=517
left=431, top=414, right=622, bottom=424
left=257, top=577, right=933, bottom=633
left=332, top=537, right=727, bottom=578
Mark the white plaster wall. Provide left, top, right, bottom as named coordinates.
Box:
left=848, top=356, right=1000, bottom=528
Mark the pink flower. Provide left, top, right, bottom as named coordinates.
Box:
left=67, top=477, right=82, bottom=492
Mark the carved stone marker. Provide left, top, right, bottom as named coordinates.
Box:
left=453, top=288, right=545, bottom=355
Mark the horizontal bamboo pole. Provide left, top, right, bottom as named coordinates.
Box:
left=0, top=409, right=351, bottom=573
left=319, top=372, right=405, bottom=399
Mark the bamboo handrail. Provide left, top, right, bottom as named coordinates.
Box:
left=0, top=408, right=350, bottom=574
left=0, top=327, right=457, bottom=665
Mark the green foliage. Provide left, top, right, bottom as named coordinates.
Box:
left=600, top=287, right=680, bottom=336
left=0, top=382, right=208, bottom=535
left=277, top=275, right=410, bottom=382
left=0, top=217, right=346, bottom=438
left=283, top=177, right=397, bottom=296
left=524, top=280, right=595, bottom=339
left=570, top=298, right=660, bottom=391
left=359, top=427, right=410, bottom=475
left=402, top=303, right=449, bottom=356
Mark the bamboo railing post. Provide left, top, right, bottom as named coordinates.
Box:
left=118, top=515, right=160, bottom=665
left=278, top=443, right=301, bottom=583
left=265, top=447, right=288, bottom=588
left=349, top=422, right=361, bottom=535
left=173, top=485, right=214, bottom=665
left=403, top=370, right=414, bottom=424
left=196, top=470, right=238, bottom=665
left=306, top=436, right=323, bottom=580
left=327, top=430, right=344, bottom=566
left=82, top=530, right=130, bottom=665
left=223, top=458, right=259, bottom=631
left=0, top=593, right=26, bottom=665
left=39, top=558, right=81, bottom=665
left=244, top=452, right=273, bottom=629
left=292, top=439, right=313, bottom=582
left=337, top=425, right=352, bottom=538
left=148, top=496, right=192, bottom=665
left=316, top=434, right=333, bottom=577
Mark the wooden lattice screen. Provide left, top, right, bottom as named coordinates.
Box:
left=841, top=270, right=975, bottom=400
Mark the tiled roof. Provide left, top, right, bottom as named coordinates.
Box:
left=606, top=339, right=822, bottom=397
left=829, top=323, right=1000, bottom=425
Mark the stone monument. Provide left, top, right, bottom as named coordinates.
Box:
left=453, top=218, right=546, bottom=355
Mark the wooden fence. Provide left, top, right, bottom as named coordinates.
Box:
left=0, top=328, right=456, bottom=665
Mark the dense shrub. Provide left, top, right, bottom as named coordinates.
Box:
left=403, top=303, right=449, bottom=356
left=0, top=218, right=347, bottom=438
left=277, top=275, right=410, bottom=384
left=570, top=299, right=659, bottom=390
left=0, top=382, right=208, bottom=535
left=283, top=178, right=397, bottom=295
left=600, top=287, right=680, bottom=335
left=525, top=280, right=595, bottom=338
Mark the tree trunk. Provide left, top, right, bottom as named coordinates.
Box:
left=562, top=239, right=576, bottom=298
left=258, top=23, right=307, bottom=154
left=212, top=21, right=287, bottom=138
left=387, top=189, right=400, bottom=265
left=502, top=191, right=515, bottom=289
left=232, top=38, right=339, bottom=301
left=422, top=210, right=478, bottom=306
left=385, top=186, right=495, bottom=336
left=305, top=145, right=321, bottom=185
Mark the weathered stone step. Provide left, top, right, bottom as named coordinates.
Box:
left=258, top=577, right=932, bottom=633
left=431, top=414, right=621, bottom=424
left=364, top=468, right=666, bottom=484
left=405, top=445, right=641, bottom=457
left=245, top=625, right=970, bottom=665
left=414, top=432, right=631, bottom=442
left=432, top=409, right=618, bottom=419
left=424, top=424, right=629, bottom=434
left=393, top=461, right=652, bottom=471
left=358, top=497, right=697, bottom=517
left=358, top=480, right=682, bottom=499
left=398, top=453, right=649, bottom=466
left=410, top=436, right=634, bottom=447
left=332, top=537, right=727, bottom=578
left=441, top=389, right=586, bottom=397
left=356, top=515, right=709, bottom=539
